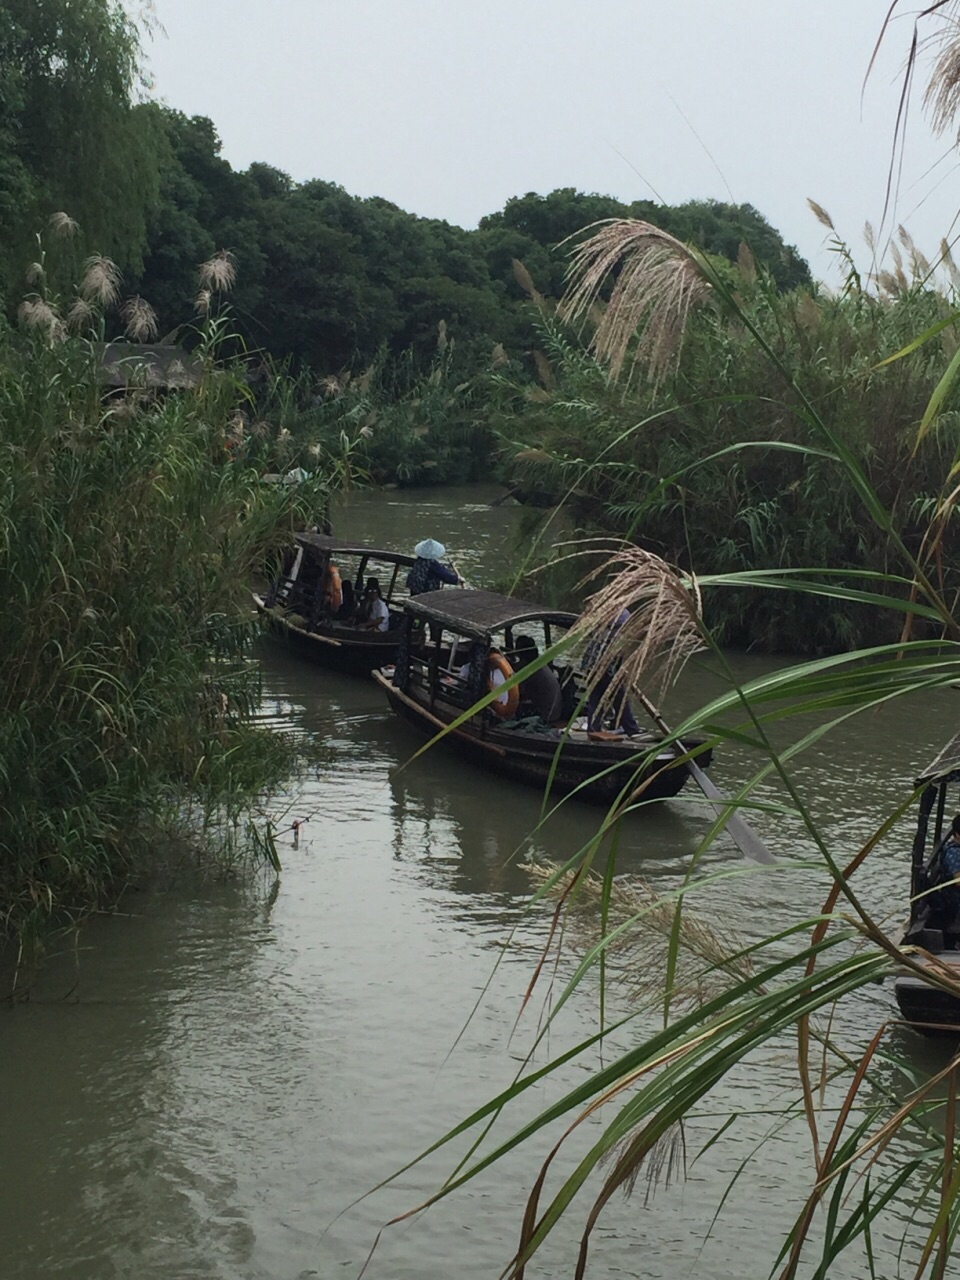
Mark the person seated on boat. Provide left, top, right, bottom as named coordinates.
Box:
left=322, top=560, right=343, bottom=615
left=407, top=539, right=462, bottom=595
left=513, top=635, right=563, bottom=723
left=455, top=646, right=513, bottom=716
left=584, top=608, right=640, bottom=737
left=357, top=577, right=390, bottom=632
left=336, top=578, right=357, bottom=622
left=932, top=815, right=960, bottom=924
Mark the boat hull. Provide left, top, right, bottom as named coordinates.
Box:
left=894, top=957, right=960, bottom=1034
left=253, top=594, right=401, bottom=676
left=374, top=671, right=709, bottom=806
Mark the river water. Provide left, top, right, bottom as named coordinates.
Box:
left=3, top=485, right=959, bottom=1279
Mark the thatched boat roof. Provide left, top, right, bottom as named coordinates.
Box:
left=294, top=532, right=417, bottom=566
left=404, top=588, right=576, bottom=638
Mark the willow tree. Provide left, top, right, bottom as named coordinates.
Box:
left=0, top=0, right=162, bottom=298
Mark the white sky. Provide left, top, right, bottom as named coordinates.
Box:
left=142, top=1, right=960, bottom=284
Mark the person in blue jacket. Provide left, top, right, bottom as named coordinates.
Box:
left=934, top=814, right=960, bottom=923
left=406, top=539, right=463, bottom=594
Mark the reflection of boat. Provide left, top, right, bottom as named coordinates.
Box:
left=895, top=736, right=960, bottom=1033
left=372, top=588, right=712, bottom=806
left=253, top=534, right=415, bottom=676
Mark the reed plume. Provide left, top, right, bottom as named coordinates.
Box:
left=67, top=298, right=95, bottom=333
left=569, top=541, right=704, bottom=706
left=48, top=211, right=79, bottom=238
left=737, top=241, right=757, bottom=283
left=199, top=250, right=236, bottom=293
left=81, top=255, right=122, bottom=307
left=942, top=237, right=960, bottom=291
left=18, top=297, right=62, bottom=337
left=512, top=257, right=546, bottom=308
left=924, top=6, right=960, bottom=139
left=526, top=861, right=754, bottom=1006
left=807, top=198, right=835, bottom=231
left=558, top=220, right=710, bottom=388
left=120, top=295, right=158, bottom=342
left=24, top=262, right=44, bottom=286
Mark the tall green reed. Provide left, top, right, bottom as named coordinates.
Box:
left=495, top=233, right=960, bottom=652
left=0, top=246, right=327, bottom=960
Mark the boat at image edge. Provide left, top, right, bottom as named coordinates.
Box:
left=372, top=587, right=713, bottom=806
left=894, top=733, right=960, bottom=1034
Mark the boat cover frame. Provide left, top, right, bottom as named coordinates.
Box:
left=403, top=588, right=577, bottom=640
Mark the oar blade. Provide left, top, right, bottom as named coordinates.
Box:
left=687, top=759, right=776, bottom=864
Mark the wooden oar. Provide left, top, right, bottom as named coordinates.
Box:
left=450, top=559, right=469, bottom=588
left=636, top=690, right=776, bottom=865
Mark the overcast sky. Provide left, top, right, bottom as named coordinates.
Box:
left=142, top=1, right=960, bottom=284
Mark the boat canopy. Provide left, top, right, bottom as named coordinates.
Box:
left=403, top=588, right=577, bottom=639
left=915, top=733, right=960, bottom=789
left=294, top=532, right=417, bottom=566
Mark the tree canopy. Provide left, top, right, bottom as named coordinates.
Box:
left=0, top=0, right=812, bottom=374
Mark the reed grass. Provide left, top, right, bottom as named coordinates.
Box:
left=0, top=242, right=325, bottom=959
left=373, top=40, right=960, bottom=1265
left=497, top=231, right=960, bottom=652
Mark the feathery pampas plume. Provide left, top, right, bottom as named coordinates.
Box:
left=525, top=863, right=753, bottom=1006
left=737, top=241, right=757, bottom=283
left=807, top=198, right=835, bottom=231
left=568, top=541, right=704, bottom=710
left=942, top=237, right=960, bottom=292
left=81, top=255, right=122, bottom=307
left=18, top=297, right=63, bottom=338
left=48, top=211, right=79, bottom=238
left=512, top=257, right=547, bottom=309
left=67, top=298, right=94, bottom=333
left=121, top=295, right=158, bottom=342
left=558, top=220, right=710, bottom=388
left=924, top=8, right=960, bottom=140
left=24, top=262, right=44, bottom=286
left=199, top=250, right=236, bottom=293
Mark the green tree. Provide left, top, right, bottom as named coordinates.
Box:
left=0, top=0, right=162, bottom=297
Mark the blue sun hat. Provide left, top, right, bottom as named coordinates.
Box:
left=414, top=538, right=445, bottom=560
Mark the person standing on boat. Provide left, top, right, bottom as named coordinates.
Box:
left=406, top=539, right=462, bottom=595
left=584, top=608, right=640, bottom=737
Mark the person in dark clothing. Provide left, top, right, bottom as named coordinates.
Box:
left=934, top=814, right=960, bottom=922
left=584, top=608, right=639, bottom=736
left=337, top=579, right=356, bottom=621
left=406, top=538, right=462, bottom=594
left=513, top=635, right=563, bottom=722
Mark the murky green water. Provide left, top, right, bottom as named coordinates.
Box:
left=2, top=485, right=958, bottom=1279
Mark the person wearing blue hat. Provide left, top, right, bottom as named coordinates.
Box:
left=406, top=539, right=463, bottom=595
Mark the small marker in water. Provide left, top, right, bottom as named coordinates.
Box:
left=292, top=819, right=302, bottom=849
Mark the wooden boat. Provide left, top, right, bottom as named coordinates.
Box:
left=253, top=533, right=416, bottom=676
left=894, top=735, right=960, bottom=1033
left=371, top=588, right=713, bottom=806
